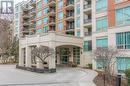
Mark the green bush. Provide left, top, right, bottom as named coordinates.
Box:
left=125, top=69, right=130, bottom=85
left=86, top=64, right=92, bottom=69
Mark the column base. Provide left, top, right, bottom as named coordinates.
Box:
left=16, top=65, right=56, bottom=73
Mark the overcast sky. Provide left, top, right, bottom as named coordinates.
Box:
left=14, top=0, right=27, bottom=5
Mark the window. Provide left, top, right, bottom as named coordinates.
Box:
left=37, top=29, right=43, bottom=33
left=116, top=7, right=130, bottom=25
left=84, top=41, right=92, bottom=51
left=96, top=17, right=108, bottom=32
left=44, top=0, right=48, bottom=4
left=76, top=4, right=80, bottom=15
left=15, top=13, right=18, bottom=19
left=15, top=6, right=18, bottom=12
left=58, top=0, right=63, bottom=9
left=43, top=8, right=48, bottom=14
left=116, top=32, right=130, bottom=49
left=37, top=11, right=42, bottom=18
left=43, top=17, right=48, bottom=24
left=73, top=47, right=80, bottom=65
left=58, top=22, right=63, bottom=30
left=115, top=0, right=123, bottom=3
left=37, top=19, right=42, bottom=26
left=76, top=31, right=80, bottom=37
left=96, top=38, right=108, bottom=48
left=96, top=0, right=107, bottom=13
left=96, top=59, right=107, bottom=70
left=43, top=26, right=48, bottom=33
left=76, top=17, right=80, bottom=28
left=37, top=1, right=42, bottom=10
left=117, top=57, right=130, bottom=73
left=76, top=0, right=80, bottom=2
left=58, top=12, right=63, bottom=20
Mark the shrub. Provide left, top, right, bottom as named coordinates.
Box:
left=125, top=69, right=130, bottom=85
left=86, top=64, right=92, bottom=69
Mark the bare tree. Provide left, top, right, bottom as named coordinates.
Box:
left=31, top=46, right=54, bottom=68
left=0, top=19, right=13, bottom=63
left=93, top=47, right=124, bottom=85
left=93, top=47, right=122, bottom=75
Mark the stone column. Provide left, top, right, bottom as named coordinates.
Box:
left=80, top=48, right=84, bottom=67
left=48, top=42, right=56, bottom=71
left=25, top=46, right=31, bottom=67
left=56, top=48, right=60, bottom=65
left=19, top=48, right=24, bottom=66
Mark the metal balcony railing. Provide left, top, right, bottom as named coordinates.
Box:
left=84, top=4, right=91, bottom=9
left=84, top=19, right=92, bottom=24
left=66, top=13, right=74, bottom=18
left=84, top=32, right=92, bottom=36
left=66, top=1, right=74, bottom=6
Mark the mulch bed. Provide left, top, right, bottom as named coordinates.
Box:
left=93, top=71, right=128, bottom=86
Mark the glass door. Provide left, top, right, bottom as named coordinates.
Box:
left=60, top=48, right=69, bottom=64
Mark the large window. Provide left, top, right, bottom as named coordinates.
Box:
left=43, top=26, right=48, bottom=33
left=76, top=17, right=80, bottom=28
left=37, top=11, right=42, bottom=18
left=96, top=17, right=108, bottom=32
left=58, top=22, right=63, bottom=30
left=43, top=8, right=48, bottom=15
left=73, top=47, right=80, bottom=65
left=37, top=19, right=42, bottom=26
left=115, top=0, right=123, bottom=3
left=58, top=12, right=63, bottom=20
left=58, top=0, right=63, bottom=10
left=116, top=6, right=130, bottom=25
left=117, top=57, right=130, bottom=73
left=76, top=4, right=80, bottom=15
left=116, top=32, right=130, bottom=49
left=43, top=17, right=48, bottom=24
left=37, top=1, right=42, bottom=10
left=44, top=0, right=48, bottom=4
left=96, top=38, right=108, bottom=48
left=76, top=31, right=80, bottom=37
left=96, top=0, right=107, bottom=13
left=84, top=41, right=92, bottom=51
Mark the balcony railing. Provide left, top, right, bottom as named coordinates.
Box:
left=84, top=4, right=91, bottom=9
left=49, top=19, right=55, bottom=23
left=65, top=1, right=74, bottom=6
left=48, top=9, right=55, bottom=13
left=48, top=0, right=55, bottom=3
left=84, top=19, right=92, bottom=24
left=66, top=13, right=74, bottom=18
left=66, top=26, right=74, bottom=30
left=84, top=32, right=92, bottom=36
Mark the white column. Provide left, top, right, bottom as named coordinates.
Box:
left=25, top=46, right=31, bottom=67
left=48, top=42, right=56, bottom=69
left=19, top=48, right=24, bottom=66
left=80, top=48, right=84, bottom=67
left=56, top=48, right=60, bottom=64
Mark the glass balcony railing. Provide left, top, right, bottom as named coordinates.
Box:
left=84, top=19, right=92, bottom=24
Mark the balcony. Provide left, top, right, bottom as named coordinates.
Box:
left=30, top=9, right=36, bottom=15
left=23, top=14, right=29, bottom=19
left=84, top=4, right=91, bottom=13
left=65, top=13, right=74, bottom=21
left=22, top=28, right=29, bottom=33
left=66, top=26, right=74, bottom=32
left=47, top=9, right=55, bottom=16
left=23, top=22, right=29, bottom=27
left=48, top=0, right=55, bottom=7
left=84, top=32, right=92, bottom=36
left=48, top=19, right=55, bottom=26
left=65, top=1, right=74, bottom=10
left=84, top=19, right=92, bottom=27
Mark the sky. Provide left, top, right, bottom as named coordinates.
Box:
left=14, top=0, right=27, bottom=5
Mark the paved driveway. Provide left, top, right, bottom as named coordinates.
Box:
left=0, top=65, right=97, bottom=86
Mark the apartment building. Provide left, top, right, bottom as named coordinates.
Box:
left=18, top=0, right=130, bottom=74
left=92, top=0, right=130, bottom=74
left=14, top=0, right=36, bottom=38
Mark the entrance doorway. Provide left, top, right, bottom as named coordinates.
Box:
left=60, top=48, right=69, bottom=64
